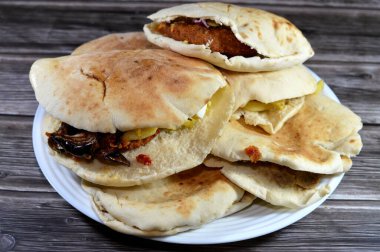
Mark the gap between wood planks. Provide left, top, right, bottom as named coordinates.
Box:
left=1, top=0, right=380, bottom=11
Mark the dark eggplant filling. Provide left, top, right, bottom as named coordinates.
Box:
left=47, top=123, right=159, bottom=166
left=155, top=18, right=265, bottom=58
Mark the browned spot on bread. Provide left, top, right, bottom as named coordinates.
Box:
left=272, top=19, right=279, bottom=30
left=240, top=32, right=248, bottom=39
left=258, top=31, right=263, bottom=39
left=88, top=102, right=100, bottom=110
left=272, top=18, right=293, bottom=30
left=227, top=4, right=232, bottom=12
left=287, top=36, right=293, bottom=43
left=164, top=165, right=225, bottom=201
left=176, top=198, right=194, bottom=217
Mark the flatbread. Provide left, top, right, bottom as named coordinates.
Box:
left=234, top=96, right=304, bottom=134
left=334, top=133, right=362, bottom=157
left=43, top=85, right=235, bottom=187
left=144, top=2, right=313, bottom=72
left=30, top=49, right=227, bottom=133
left=223, top=65, right=317, bottom=110
left=204, top=157, right=329, bottom=208
left=72, top=32, right=158, bottom=55
left=225, top=65, right=317, bottom=134
left=82, top=165, right=255, bottom=236
left=211, top=94, right=363, bottom=174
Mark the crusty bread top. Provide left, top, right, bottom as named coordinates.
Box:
left=30, top=49, right=226, bottom=132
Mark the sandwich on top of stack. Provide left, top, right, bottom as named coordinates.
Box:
left=29, top=2, right=362, bottom=236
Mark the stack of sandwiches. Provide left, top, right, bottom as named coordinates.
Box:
left=29, top=3, right=363, bottom=236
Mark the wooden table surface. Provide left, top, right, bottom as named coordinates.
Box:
left=1, top=0, right=379, bottom=251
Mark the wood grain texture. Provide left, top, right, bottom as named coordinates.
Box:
left=0, top=2, right=379, bottom=64
left=3, top=0, right=380, bottom=9
left=0, top=0, right=379, bottom=251
left=0, top=193, right=379, bottom=251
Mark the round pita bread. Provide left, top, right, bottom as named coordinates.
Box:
left=30, top=49, right=227, bottom=132
left=43, top=85, right=235, bottom=187
left=211, top=94, right=363, bottom=174
left=204, top=157, right=329, bottom=208
left=82, top=165, right=255, bottom=236
left=72, top=32, right=158, bottom=55
left=144, top=2, right=314, bottom=72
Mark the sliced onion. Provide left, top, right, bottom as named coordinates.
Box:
left=193, top=18, right=209, bottom=28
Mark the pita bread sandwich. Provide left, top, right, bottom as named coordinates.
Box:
left=211, top=94, right=363, bottom=175
left=83, top=165, right=255, bottom=236
left=144, top=2, right=314, bottom=72
left=69, top=35, right=255, bottom=233
left=72, top=32, right=158, bottom=55
left=30, top=49, right=235, bottom=187
left=224, top=64, right=318, bottom=134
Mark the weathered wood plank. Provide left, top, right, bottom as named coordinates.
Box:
left=2, top=0, right=380, bottom=10
left=0, top=115, right=378, bottom=201
left=0, top=57, right=39, bottom=116
left=306, top=62, right=380, bottom=124
left=0, top=193, right=379, bottom=251
left=0, top=3, right=379, bottom=63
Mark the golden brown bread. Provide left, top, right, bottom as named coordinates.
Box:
left=211, top=94, right=363, bottom=174
left=30, top=49, right=227, bottom=132
left=82, top=165, right=255, bottom=236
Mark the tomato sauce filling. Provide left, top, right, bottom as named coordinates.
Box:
left=245, top=145, right=262, bottom=163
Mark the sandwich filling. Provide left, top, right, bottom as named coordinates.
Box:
left=46, top=123, right=159, bottom=166
left=154, top=18, right=264, bottom=58
left=46, top=103, right=210, bottom=166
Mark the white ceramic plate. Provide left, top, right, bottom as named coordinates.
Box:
left=32, top=70, right=342, bottom=244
